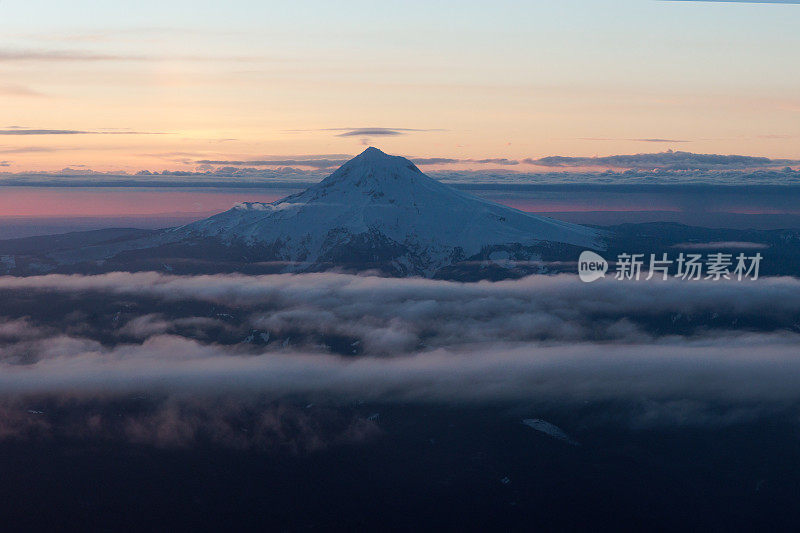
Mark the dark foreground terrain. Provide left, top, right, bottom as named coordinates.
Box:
left=1, top=272, right=799, bottom=531
left=2, top=401, right=800, bottom=532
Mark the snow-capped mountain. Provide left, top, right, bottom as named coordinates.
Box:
left=169, top=147, right=605, bottom=275
left=0, top=147, right=607, bottom=277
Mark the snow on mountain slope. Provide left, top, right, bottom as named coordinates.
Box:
left=174, top=147, right=605, bottom=273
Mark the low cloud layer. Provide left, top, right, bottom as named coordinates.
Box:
left=1, top=332, right=800, bottom=405
left=3, top=149, right=799, bottom=186
left=183, top=150, right=799, bottom=177
left=0, top=272, right=798, bottom=447
left=0, top=273, right=798, bottom=401
left=193, top=155, right=522, bottom=169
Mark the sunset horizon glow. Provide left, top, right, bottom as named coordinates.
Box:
left=1, top=0, right=798, bottom=173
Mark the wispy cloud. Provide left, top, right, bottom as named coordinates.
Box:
left=286, top=127, right=446, bottom=138
left=335, top=128, right=416, bottom=137
left=635, top=138, right=690, bottom=143
left=580, top=137, right=691, bottom=143
left=0, top=84, right=42, bottom=97
left=467, top=158, right=520, bottom=165
left=0, top=48, right=274, bottom=63
left=0, top=49, right=145, bottom=62
left=0, top=127, right=166, bottom=135
left=0, top=146, right=59, bottom=154
left=195, top=158, right=349, bottom=169
left=411, top=157, right=459, bottom=165
left=411, top=157, right=520, bottom=166
left=140, top=151, right=209, bottom=160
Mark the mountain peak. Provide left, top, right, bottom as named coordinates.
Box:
left=358, top=146, right=386, bottom=158
left=309, top=147, right=424, bottom=195
left=348, top=146, right=413, bottom=168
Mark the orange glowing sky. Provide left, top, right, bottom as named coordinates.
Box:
left=1, top=0, right=798, bottom=173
